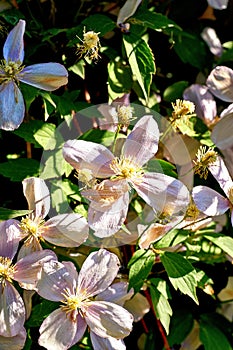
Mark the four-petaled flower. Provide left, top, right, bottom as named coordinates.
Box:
left=0, top=219, right=57, bottom=337
left=0, top=19, right=68, bottom=130
left=37, top=249, right=133, bottom=350
left=63, top=115, right=190, bottom=237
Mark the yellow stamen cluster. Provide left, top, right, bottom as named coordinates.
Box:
left=61, top=288, right=88, bottom=321
left=117, top=105, right=134, bottom=126
left=0, top=256, right=15, bottom=284
left=20, top=217, right=44, bottom=240
left=171, top=99, right=195, bottom=118
left=77, top=29, right=101, bottom=61
left=0, top=59, right=24, bottom=83
left=193, top=146, right=218, bottom=180
left=78, top=168, right=96, bottom=188
left=185, top=202, right=200, bottom=221
left=110, top=156, right=144, bottom=183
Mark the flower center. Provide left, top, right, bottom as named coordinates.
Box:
left=117, top=105, right=133, bottom=126
left=20, top=217, right=44, bottom=241
left=186, top=202, right=200, bottom=221
left=78, top=168, right=96, bottom=188
left=83, top=31, right=100, bottom=50
left=61, top=288, right=88, bottom=321
left=0, top=59, right=24, bottom=83
left=193, top=146, right=218, bottom=180
left=171, top=99, right=195, bottom=119
left=0, top=256, right=15, bottom=284
left=110, top=157, right=144, bottom=182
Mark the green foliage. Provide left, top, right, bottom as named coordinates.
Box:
left=0, top=158, right=40, bottom=181
left=128, top=249, right=155, bottom=293
left=0, top=207, right=32, bottom=220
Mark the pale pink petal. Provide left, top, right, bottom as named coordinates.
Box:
left=43, top=213, right=89, bottom=247
left=192, top=186, right=229, bottom=216
left=17, top=236, right=42, bottom=261
left=211, top=113, right=233, bottom=150
left=0, top=219, right=21, bottom=259
left=207, top=0, right=228, bottom=9
left=180, top=320, right=202, bottom=350
left=97, top=104, right=118, bottom=131
left=39, top=308, right=86, bottom=350
left=0, top=327, right=26, bottom=350
left=208, top=156, right=233, bottom=196
left=78, top=249, right=120, bottom=297
left=183, top=84, right=217, bottom=123
left=123, top=115, right=159, bottom=166
left=90, top=332, right=126, bottom=350
left=220, top=103, right=233, bottom=118
left=83, top=179, right=129, bottom=237
left=0, top=282, right=25, bottom=337
left=85, top=301, right=133, bottom=338
left=96, top=282, right=134, bottom=306
left=124, top=293, right=150, bottom=322
left=62, top=140, right=114, bottom=178
left=37, top=260, right=74, bottom=301
left=206, top=66, right=233, bottom=102
left=201, top=27, right=223, bottom=57
left=22, top=177, right=50, bottom=219
left=133, top=173, right=190, bottom=214
left=14, top=249, right=58, bottom=288
left=231, top=211, right=233, bottom=227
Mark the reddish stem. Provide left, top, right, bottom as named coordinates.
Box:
left=144, top=289, right=171, bottom=350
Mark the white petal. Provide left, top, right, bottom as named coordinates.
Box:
left=211, top=113, right=233, bottom=150
left=78, top=249, right=120, bottom=297
left=124, top=293, right=150, bottom=322
left=39, top=308, right=86, bottom=350
left=63, top=139, right=114, bottom=178
left=96, top=282, right=133, bottom=306
left=192, top=186, right=229, bottom=216
left=208, top=156, right=233, bottom=197
left=0, top=328, right=26, bottom=350
left=85, top=301, right=133, bottom=338
left=22, top=177, right=50, bottom=219
left=123, top=115, right=159, bottom=166
left=0, top=282, right=25, bottom=337
left=206, top=66, right=233, bottom=102
left=43, top=213, right=89, bottom=247
left=0, top=219, right=21, bottom=259
left=90, top=331, right=126, bottom=350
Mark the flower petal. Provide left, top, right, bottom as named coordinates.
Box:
left=22, top=177, right=50, bottom=219
left=192, top=186, right=229, bottom=216
left=90, top=331, right=126, bottom=350
left=63, top=139, right=115, bottom=178
left=211, top=113, right=233, bottom=150
left=206, top=66, right=233, bottom=102
left=14, top=249, right=58, bottom=288
left=124, top=292, right=150, bottom=322
left=18, top=63, right=68, bottom=91
left=133, top=172, right=190, bottom=214
left=183, top=84, right=217, bottom=123
left=96, top=282, right=134, bottom=306
left=0, top=81, right=25, bottom=131
left=201, top=27, right=223, bottom=57
left=207, top=0, right=229, bottom=9
left=85, top=300, right=133, bottom=338
left=0, top=219, right=21, bottom=259
left=39, top=308, right=86, bottom=350
left=0, top=282, right=25, bottom=337
left=3, top=19, right=25, bottom=62
left=123, top=115, right=159, bottom=166
left=208, top=156, right=233, bottom=197
left=43, top=213, right=89, bottom=247
left=78, top=249, right=120, bottom=297
left=0, top=328, right=26, bottom=350
left=37, top=260, right=74, bottom=301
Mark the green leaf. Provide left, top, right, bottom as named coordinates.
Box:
left=123, top=33, right=155, bottom=101
left=40, top=148, right=65, bottom=179
left=150, top=278, right=172, bottom=334
left=163, top=81, right=189, bottom=102
left=20, top=83, right=39, bottom=111
left=13, top=120, right=44, bottom=148
left=128, top=249, right=155, bottom=293
left=130, top=7, right=182, bottom=34
left=34, top=123, right=57, bottom=150
left=200, top=314, right=232, bottom=350
left=0, top=207, right=32, bottom=220
left=26, top=300, right=59, bottom=327
left=167, top=309, right=194, bottom=346
left=0, top=158, right=40, bottom=181
left=160, top=251, right=198, bottom=303
left=82, top=14, right=116, bottom=36
left=107, top=57, right=132, bottom=100
left=79, top=129, right=115, bottom=147
left=146, top=159, right=177, bottom=178
left=204, top=233, right=233, bottom=258
left=174, top=32, right=208, bottom=70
